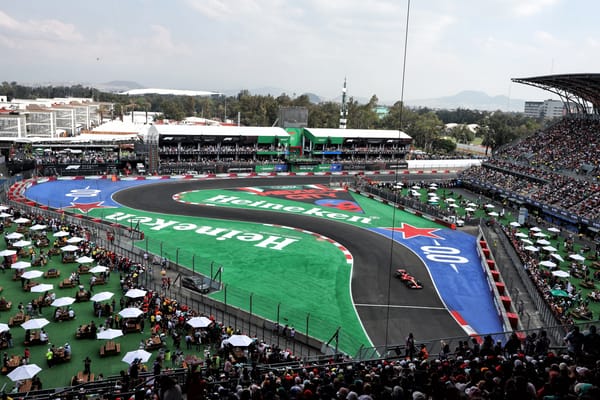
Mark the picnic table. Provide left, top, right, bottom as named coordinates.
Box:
left=77, top=265, right=91, bottom=274
left=75, top=324, right=95, bottom=339
left=59, top=279, right=77, bottom=289
left=1, top=355, right=22, bottom=375
left=24, top=330, right=44, bottom=346
left=144, top=335, right=164, bottom=351
left=75, top=289, right=91, bottom=302
left=52, top=347, right=71, bottom=363
left=23, top=281, right=39, bottom=292
left=99, top=341, right=121, bottom=357
left=44, top=269, right=60, bottom=279
left=18, top=379, right=32, bottom=393
left=54, top=308, right=74, bottom=322
left=122, top=319, right=142, bottom=333
left=9, top=312, right=29, bottom=327
left=0, top=300, right=12, bottom=311
left=77, top=371, right=95, bottom=382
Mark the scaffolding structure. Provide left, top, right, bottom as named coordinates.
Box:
left=26, top=110, right=56, bottom=138
left=0, top=114, right=26, bottom=138
left=53, top=107, right=77, bottom=136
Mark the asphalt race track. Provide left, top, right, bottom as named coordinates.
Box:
left=113, top=176, right=466, bottom=349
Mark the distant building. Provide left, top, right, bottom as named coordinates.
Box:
left=523, top=99, right=565, bottom=119
left=373, top=106, right=389, bottom=119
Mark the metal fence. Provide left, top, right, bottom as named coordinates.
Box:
left=113, top=234, right=355, bottom=357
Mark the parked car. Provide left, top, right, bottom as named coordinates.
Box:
left=181, top=275, right=211, bottom=294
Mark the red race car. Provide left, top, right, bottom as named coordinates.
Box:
left=394, top=269, right=423, bottom=289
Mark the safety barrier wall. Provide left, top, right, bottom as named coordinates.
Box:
left=476, top=227, right=518, bottom=335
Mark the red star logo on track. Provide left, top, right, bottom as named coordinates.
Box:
left=388, top=223, right=442, bottom=240
left=66, top=201, right=112, bottom=213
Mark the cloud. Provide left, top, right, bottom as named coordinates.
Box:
left=0, top=9, right=83, bottom=42
left=148, top=24, right=191, bottom=55
left=185, top=0, right=261, bottom=21
left=511, top=0, right=560, bottom=17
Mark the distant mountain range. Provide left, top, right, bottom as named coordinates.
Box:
left=91, top=81, right=524, bottom=112
left=406, top=90, right=525, bottom=112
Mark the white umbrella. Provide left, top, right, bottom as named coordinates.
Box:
left=97, top=328, right=124, bottom=340
left=551, top=253, right=565, bottom=262
left=13, top=217, right=30, bottom=224
left=520, top=239, right=534, bottom=245
left=524, top=246, right=540, bottom=252
left=0, top=212, right=12, bottom=218
left=30, top=224, right=47, bottom=231
left=122, top=349, right=152, bottom=365
left=119, top=307, right=144, bottom=319
left=427, top=192, right=437, bottom=197
left=0, top=323, right=9, bottom=333
left=515, top=232, right=528, bottom=238
left=543, top=246, right=558, bottom=253
left=67, top=236, right=85, bottom=244
left=54, top=231, right=70, bottom=237
left=445, top=197, right=456, bottom=202
left=30, top=283, right=54, bottom=293
left=76, top=256, right=95, bottom=264
left=0, top=205, right=9, bottom=211
left=547, top=227, right=561, bottom=233
left=464, top=207, right=476, bottom=212
left=552, top=270, right=570, bottom=278
left=530, top=227, right=542, bottom=232
left=90, top=291, right=114, bottom=303
left=484, top=204, right=495, bottom=208
left=509, top=222, right=521, bottom=227
left=448, top=203, right=459, bottom=208
left=7, top=364, right=42, bottom=382
left=12, top=240, right=32, bottom=248
left=539, top=260, right=557, bottom=268
left=488, top=211, right=499, bottom=217
left=51, top=297, right=76, bottom=307
left=533, top=232, right=547, bottom=238
left=226, top=334, right=254, bottom=347
left=411, top=185, right=421, bottom=190
left=467, top=202, right=477, bottom=207
left=5, top=232, right=23, bottom=240
left=536, top=239, right=551, bottom=246
left=186, top=316, right=213, bottom=329
left=10, top=260, right=30, bottom=269
left=61, top=245, right=79, bottom=252
left=21, top=270, right=44, bottom=280
left=89, top=265, right=109, bottom=274
left=125, top=288, right=147, bottom=298
left=569, top=254, right=586, bottom=262
left=21, top=318, right=50, bottom=330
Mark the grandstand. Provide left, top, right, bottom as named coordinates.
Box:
left=461, top=74, right=600, bottom=236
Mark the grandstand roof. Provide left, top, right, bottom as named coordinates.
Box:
left=304, top=128, right=410, bottom=139
left=146, top=124, right=289, bottom=138
left=512, top=73, right=600, bottom=113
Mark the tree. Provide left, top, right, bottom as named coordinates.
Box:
left=160, top=100, right=185, bottom=121
left=431, top=138, right=457, bottom=153
left=405, top=111, right=444, bottom=151
left=448, top=124, right=475, bottom=144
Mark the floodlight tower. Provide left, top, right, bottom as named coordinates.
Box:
left=339, top=77, right=348, bottom=129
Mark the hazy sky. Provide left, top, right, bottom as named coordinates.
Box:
left=1, top=0, right=598, bottom=103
